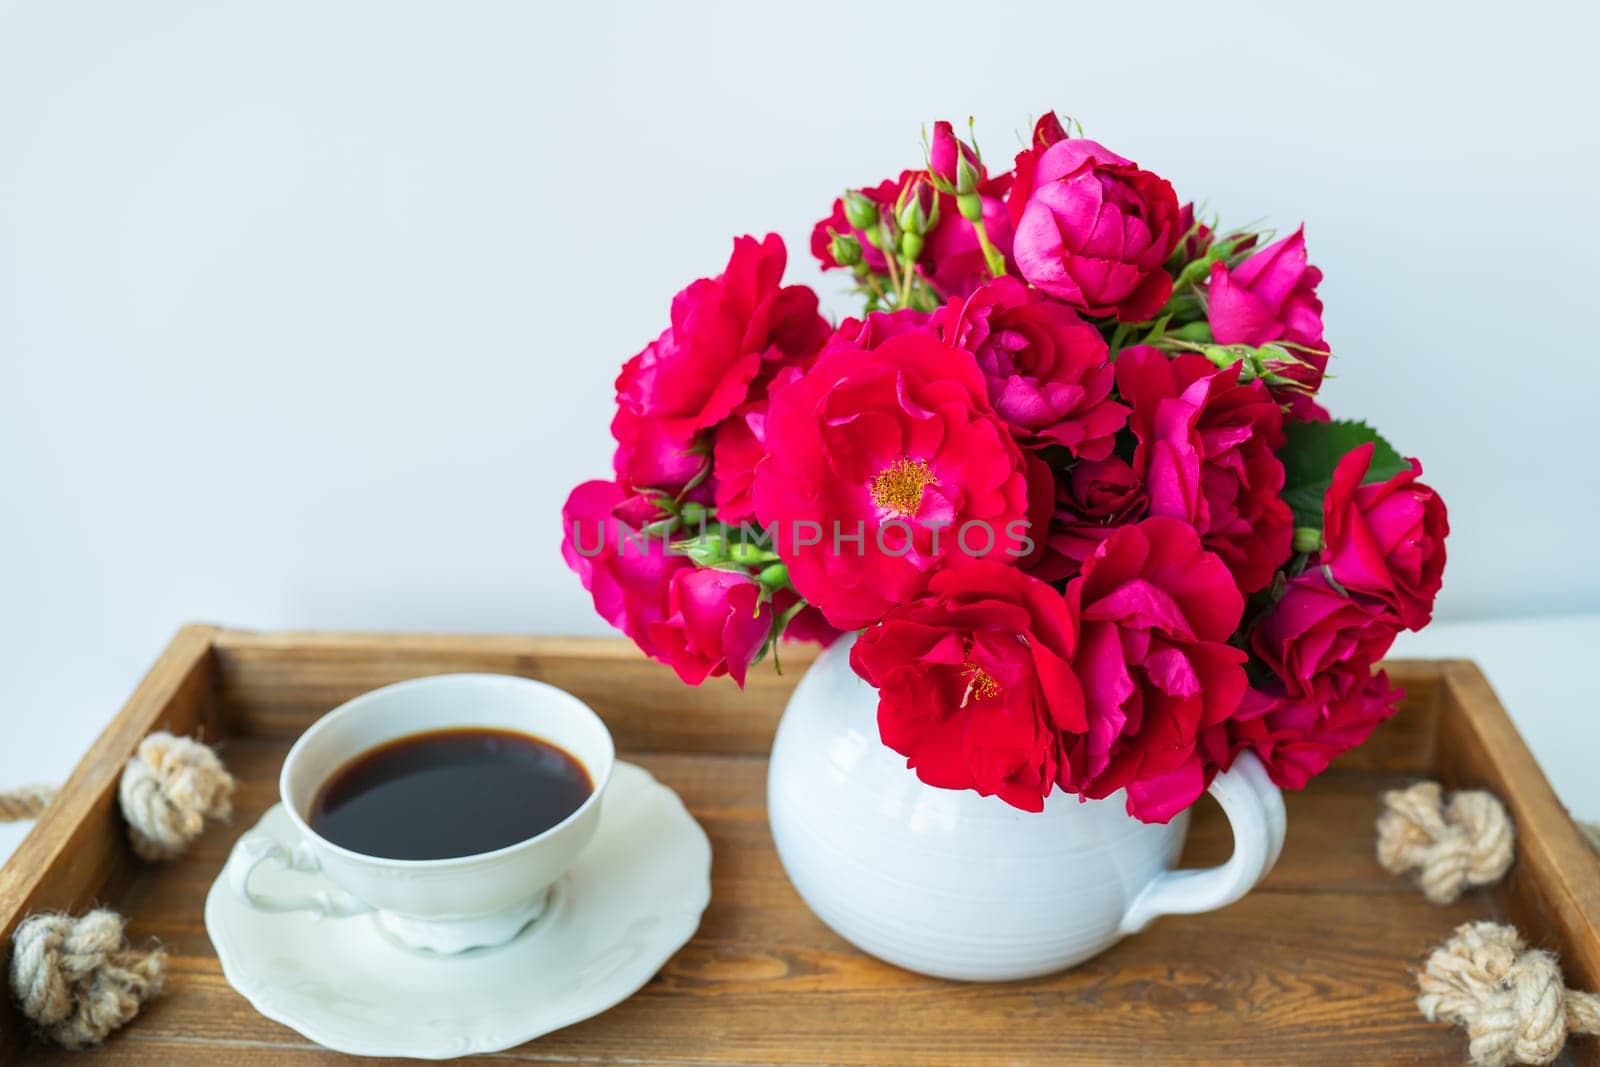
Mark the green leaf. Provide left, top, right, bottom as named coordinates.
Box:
left=1278, top=419, right=1408, bottom=528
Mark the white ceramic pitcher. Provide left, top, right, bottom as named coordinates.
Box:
left=767, top=635, right=1287, bottom=981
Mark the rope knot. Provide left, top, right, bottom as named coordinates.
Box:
left=1377, top=781, right=1514, bottom=904
left=8, top=910, right=165, bottom=1049
left=117, top=731, right=235, bottom=861
left=1419, top=921, right=1600, bottom=1066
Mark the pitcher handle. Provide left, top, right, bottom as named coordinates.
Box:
left=1118, top=752, right=1286, bottom=935
left=226, top=828, right=374, bottom=919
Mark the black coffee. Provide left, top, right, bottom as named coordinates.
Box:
left=309, top=727, right=592, bottom=860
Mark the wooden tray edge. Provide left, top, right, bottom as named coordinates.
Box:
left=0, top=624, right=222, bottom=1055
left=1436, top=659, right=1600, bottom=991
left=5, top=628, right=1596, bottom=1059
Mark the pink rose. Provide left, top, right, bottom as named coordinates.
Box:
left=750, top=331, right=1031, bottom=631
left=1206, top=227, right=1328, bottom=414
left=851, top=562, right=1083, bottom=812
left=1010, top=139, right=1182, bottom=322
left=561, top=480, right=689, bottom=660
left=1251, top=571, right=1400, bottom=699
left=646, top=568, right=772, bottom=687
left=1322, top=443, right=1449, bottom=630
left=1065, top=517, right=1248, bottom=822
left=1116, top=346, right=1293, bottom=593
left=1008, top=112, right=1070, bottom=229
left=1224, top=666, right=1404, bottom=790
left=932, top=277, right=1127, bottom=457
left=615, top=234, right=829, bottom=437
left=1207, top=227, right=1325, bottom=349
left=1029, top=456, right=1147, bottom=582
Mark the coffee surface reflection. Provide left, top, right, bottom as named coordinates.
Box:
left=309, top=727, right=592, bottom=860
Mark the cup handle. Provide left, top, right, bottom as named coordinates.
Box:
left=1118, top=752, right=1286, bottom=935
left=226, top=828, right=374, bottom=918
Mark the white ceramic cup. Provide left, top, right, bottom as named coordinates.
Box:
left=225, top=673, right=615, bottom=954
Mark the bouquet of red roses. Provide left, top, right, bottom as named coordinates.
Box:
left=562, top=111, right=1448, bottom=824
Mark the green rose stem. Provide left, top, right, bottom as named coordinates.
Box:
left=1108, top=320, right=1133, bottom=354
left=877, top=218, right=903, bottom=298
left=765, top=596, right=813, bottom=674
left=972, top=217, right=1009, bottom=279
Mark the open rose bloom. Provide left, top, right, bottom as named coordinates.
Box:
left=563, top=111, right=1448, bottom=823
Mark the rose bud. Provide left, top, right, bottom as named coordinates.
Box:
left=842, top=189, right=880, bottom=232
left=929, top=119, right=984, bottom=202
left=895, top=174, right=939, bottom=235
left=895, top=174, right=939, bottom=261
left=827, top=230, right=863, bottom=268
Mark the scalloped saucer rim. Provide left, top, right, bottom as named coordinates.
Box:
left=204, top=761, right=710, bottom=1059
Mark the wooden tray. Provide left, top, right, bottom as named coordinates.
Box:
left=4, top=626, right=1600, bottom=1064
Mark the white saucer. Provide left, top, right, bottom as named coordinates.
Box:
left=205, top=761, right=711, bottom=1059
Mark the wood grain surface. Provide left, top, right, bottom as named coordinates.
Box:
left=3, top=629, right=1596, bottom=1065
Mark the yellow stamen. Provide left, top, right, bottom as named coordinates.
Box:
left=871, top=457, right=937, bottom=517
left=960, top=661, right=1000, bottom=707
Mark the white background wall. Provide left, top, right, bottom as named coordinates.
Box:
left=3, top=1, right=1598, bottom=854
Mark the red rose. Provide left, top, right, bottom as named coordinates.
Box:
left=1029, top=456, right=1147, bottom=583
left=851, top=562, right=1084, bottom=812
left=1068, top=521, right=1254, bottom=825
left=710, top=407, right=765, bottom=525
left=1065, top=517, right=1248, bottom=823
left=1321, top=443, right=1449, bottom=630
left=1010, top=138, right=1182, bottom=322
left=561, top=481, right=689, bottom=660
left=1116, top=346, right=1292, bottom=593
left=1224, top=665, right=1404, bottom=790
left=615, top=234, right=828, bottom=438
left=1251, top=571, right=1400, bottom=698
left=932, top=277, right=1127, bottom=457
left=646, top=568, right=773, bottom=688
left=611, top=407, right=706, bottom=498
left=750, top=331, right=1032, bottom=631
left=830, top=308, right=935, bottom=352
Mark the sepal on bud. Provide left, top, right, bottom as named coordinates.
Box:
left=894, top=176, right=939, bottom=237
left=1198, top=343, right=1319, bottom=395
left=681, top=535, right=727, bottom=568
left=842, top=189, right=879, bottom=231
left=927, top=119, right=985, bottom=197
left=827, top=229, right=863, bottom=268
